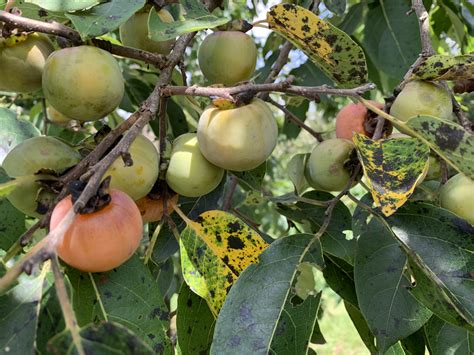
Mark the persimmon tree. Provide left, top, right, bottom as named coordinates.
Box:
left=0, top=0, right=473, bottom=354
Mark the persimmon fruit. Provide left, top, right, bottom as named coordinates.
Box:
left=166, top=133, right=224, bottom=197
left=198, top=31, right=257, bottom=86
left=135, top=193, right=178, bottom=223
left=51, top=189, right=143, bottom=272
left=197, top=98, right=277, bottom=171
left=335, top=101, right=384, bottom=140
left=439, top=173, right=474, bottom=225
left=42, top=46, right=124, bottom=122
left=0, top=33, right=54, bottom=93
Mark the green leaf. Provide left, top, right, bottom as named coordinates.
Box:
left=363, top=0, right=421, bottom=80
left=211, top=234, right=324, bottom=354
left=425, top=316, right=474, bottom=354
left=1, top=0, right=67, bottom=21
left=269, top=292, right=322, bottom=354
left=180, top=210, right=268, bottom=315
left=400, top=328, right=427, bottom=355
left=232, top=162, right=266, bottom=191
left=276, top=190, right=356, bottom=265
left=67, top=255, right=172, bottom=352
left=48, top=322, right=154, bottom=354
left=287, top=153, right=310, bottom=195
left=25, top=0, right=102, bottom=12
left=388, top=203, right=474, bottom=330
left=66, top=0, right=146, bottom=40
left=323, top=0, right=346, bottom=16
left=344, top=301, right=377, bottom=353
left=404, top=115, right=474, bottom=179
left=176, top=283, right=215, bottom=354
left=148, top=0, right=228, bottom=41
left=0, top=108, right=40, bottom=164
left=267, top=4, right=368, bottom=88
left=283, top=98, right=308, bottom=139
left=322, top=255, right=358, bottom=306
left=354, top=134, right=430, bottom=217
left=0, top=269, right=50, bottom=353
left=411, top=54, right=474, bottom=81
left=0, top=198, right=26, bottom=251
left=355, top=217, right=432, bottom=352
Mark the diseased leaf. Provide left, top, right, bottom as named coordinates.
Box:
left=177, top=283, right=215, bottom=354
left=48, top=322, right=154, bottom=354
left=411, top=54, right=474, bottom=81
left=66, top=0, right=146, bottom=40
left=270, top=292, right=322, bottom=354
left=211, top=234, right=324, bottom=354
left=267, top=4, right=368, bottom=88
left=148, top=0, right=228, bottom=41
left=405, top=115, right=474, bottom=179
left=389, top=203, right=474, bottom=330
left=25, top=0, right=102, bottom=12
left=355, top=216, right=432, bottom=351
left=354, top=134, right=430, bottom=217
left=180, top=210, right=268, bottom=315
left=0, top=108, right=40, bottom=164
left=425, top=316, right=474, bottom=354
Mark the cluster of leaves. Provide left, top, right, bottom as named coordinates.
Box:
left=0, top=0, right=473, bottom=354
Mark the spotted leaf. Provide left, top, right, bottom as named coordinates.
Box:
left=411, top=54, right=474, bottom=81
left=354, top=134, right=430, bottom=217
left=180, top=210, right=268, bottom=315
left=267, top=3, right=368, bottom=88
left=405, top=115, right=474, bottom=179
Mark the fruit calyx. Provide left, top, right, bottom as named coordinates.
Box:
left=216, top=19, right=253, bottom=33
left=68, top=177, right=112, bottom=214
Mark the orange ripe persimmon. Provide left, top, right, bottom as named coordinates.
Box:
left=135, top=193, right=178, bottom=223
left=50, top=189, right=143, bottom=272
left=335, top=101, right=383, bottom=140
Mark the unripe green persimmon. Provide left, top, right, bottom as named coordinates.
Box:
left=198, top=31, right=257, bottom=86
left=2, top=136, right=81, bottom=217
left=105, top=135, right=159, bottom=201
left=197, top=98, right=277, bottom=171
left=166, top=133, right=224, bottom=197
left=0, top=33, right=54, bottom=93
left=42, top=46, right=124, bottom=122
left=390, top=80, right=453, bottom=125
left=306, top=138, right=356, bottom=192
left=120, top=8, right=175, bottom=55
left=439, top=173, right=474, bottom=224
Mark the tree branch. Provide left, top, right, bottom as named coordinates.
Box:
left=0, top=10, right=167, bottom=68
left=258, top=41, right=293, bottom=100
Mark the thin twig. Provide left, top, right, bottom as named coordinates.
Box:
left=267, top=97, right=323, bottom=141
left=51, top=256, right=85, bottom=355
left=258, top=41, right=293, bottom=100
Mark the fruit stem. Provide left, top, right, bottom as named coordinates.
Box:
left=144, top=221, right=164, bottom=265
left=51, top=255, right=86, bottom=355
left=169, top=199, right=193, bottom=226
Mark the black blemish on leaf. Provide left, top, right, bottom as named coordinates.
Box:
left=215, top=231, right=222, bottom=243
left=209, top=290, right=215, bottom=298
left=195, top=216, right=205, bottom=224
left=187, top=326, right=192, bottom=334
left=335, top=45, right=342, bottom=52
left=433, top=124, right=463, bottom=151
left=153, top=343, right=164, bottom=354
left=148, top=333, right=155, bottom=340
left=196, top=246, right=205, bottom=258
left=301, top=24, right=310, bottom=32
left=228, top=236, right=245, bottom=249
left=187, top=298, right=193, bottom=307
left=433, top=61, right=443, bottom=68
left=325, top=34, right=338, bottom=45
left=104, top=290, right=112, bottom=298
left=282, top=3, right=293, bottom=11
left=227, top=221, right=243, bottom=233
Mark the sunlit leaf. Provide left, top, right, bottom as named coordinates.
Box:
left=25, top=0, right=102, bottom=12
left=354, top=134, right=430, bottom=217
left=405, top=115, right=474, bottom=179
left=148, top=0, right=228, bottom=41
left=267, top=4, right=368, bottom=88
left=411, top=54, right=474, bottom=81
left=180, top=210, right=268, bottom=315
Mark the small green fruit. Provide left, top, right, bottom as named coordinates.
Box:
left=198, top=31, right=257, bottom=86
left=105, top=135, right=159, bottom=200
left=439, top=173, right=474, bottom=224
left=166, top=133, right=224, bottom=197
left=120, top=8, right=175, bottom=55
left=306, top=138, right=356, bottom=192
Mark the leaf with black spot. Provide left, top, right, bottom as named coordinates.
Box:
left=354, top=133, right=430, bottom=217
left=411, top=54, right=474, bottom=81
left=267, top=4, right=368, bottom=88
left=180, top=210, right=268, bottom=315
left=405, top=115, right=474, bottom=179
